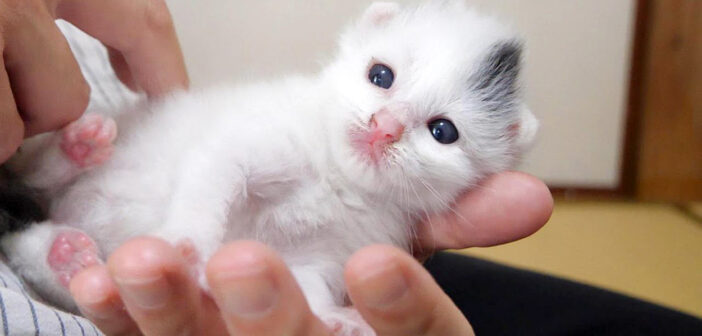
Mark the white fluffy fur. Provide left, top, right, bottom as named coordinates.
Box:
left=3, top=2, right=537, bottom=334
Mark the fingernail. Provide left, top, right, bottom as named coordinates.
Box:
left=212, top=256, right=278, bottom=319
left=354, top=257, right=408, bottom=309
left=73, top=280, right=116, bottom=319
left=115, top=275, right=171, bottom=309
left=79, top=299, right=124, bottom=320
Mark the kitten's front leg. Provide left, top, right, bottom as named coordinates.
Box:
left=9, top=113, right=117, bottom=191
left=292, top=264, right=375, bottom=336
left=151, top=160, right=245, bottom=289
left=154, top=216, right=227, bottom=291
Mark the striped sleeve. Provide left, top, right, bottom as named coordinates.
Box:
left=0, top=259, right=103, bottom=336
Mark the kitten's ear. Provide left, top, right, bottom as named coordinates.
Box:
left=361, top=2, right=401, bottom=27
left=511, top=105, right=539, bottom=150
left=477, top=42, right=536, bottom=150
left=473, top=40, right=523, bottom=111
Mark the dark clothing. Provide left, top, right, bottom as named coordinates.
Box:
left=425, top=252, right=702, bottom=335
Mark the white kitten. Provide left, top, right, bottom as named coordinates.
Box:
left=2, top=2, right=537, bottom=334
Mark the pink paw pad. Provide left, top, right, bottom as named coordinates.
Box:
left=176, top=239, right=200, bottom=266
left=60, top=114, right=117, bottom=168
left=176, top=239, right=202, bottom=280
left=48, top=231, right=102, bottom=288
left=323, top=308, right=375, bottom=336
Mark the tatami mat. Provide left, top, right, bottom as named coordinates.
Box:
left=458, top=201, right=702, bottom=318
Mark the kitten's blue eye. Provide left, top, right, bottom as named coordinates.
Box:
left=368, top=64, right=394, bottom=89
left=428, top=119, right=459, bottom=144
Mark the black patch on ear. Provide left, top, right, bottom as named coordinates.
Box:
left=0, top=166, right=46, bottom=234
left=472, top=41, right=523, bottom=112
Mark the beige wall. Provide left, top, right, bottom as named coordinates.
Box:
left=168, top=0, right=636, bottom=188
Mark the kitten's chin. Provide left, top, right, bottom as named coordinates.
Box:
left=334, top=150, right=464, bottom=214
left=349, top=142, right=386, bottom=168
left=333, top=147, right=390, bottom=191
left=328, top=128, right=402, bottom=195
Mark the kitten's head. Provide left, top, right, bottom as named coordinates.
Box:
left=323, top=1, right=537, bottom=212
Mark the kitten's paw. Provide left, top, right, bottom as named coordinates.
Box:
left=60, top=114, right=117, bottom=168
left=175, top=239, right=210, bottom=292
left=322, top=307, right=376, bottom=336
left=47, top=230, right=102, bottom=288
left=175, top=238, right=200, bottom=267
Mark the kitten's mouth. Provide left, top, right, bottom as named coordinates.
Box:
left=349, top=130, right=393, bottom=165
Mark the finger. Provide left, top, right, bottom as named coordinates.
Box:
left=1, top=0, right=89, bottom=136
left=57, top=0, right=189, bottom=96
left=206, top=241, right=331, bottom=336
left=346, top=245, right=475, bottom=336
left=69, top=265, right=138, bottom=335
left=415, top=171, right=553, bottom=252
left=0, top=62, right=24, bottom=163
left=107, top=237, right=225, bottom=336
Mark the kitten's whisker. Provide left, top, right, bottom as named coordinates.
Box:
left=418, top=177, right=450, bottom=209
left=418, top=176, right=469, bottom=225
left=393, top=149, right=414, bottom=220
left=407, top=176, right=435, bottom=255
left=400, top=171, right=416, bottom=254
left=425, top=178, right=470, bottom=226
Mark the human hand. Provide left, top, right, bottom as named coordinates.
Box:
left=70, top=238, right=473, bottom=335
left=414, top=171, right=553, bottom=255
left=69, top=171, right=550, bottom=335
left=0, top=0, right=188, bottom=163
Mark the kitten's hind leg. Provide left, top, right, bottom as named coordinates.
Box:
left=292, top=264, right=375, bottom=336
left=0, top=222, right=102, bottom=311
left=59, top=113, right=117, bottom=168
left=8, top=113, right=117, bottom=192
left=323, top=307, right=376, bottom=336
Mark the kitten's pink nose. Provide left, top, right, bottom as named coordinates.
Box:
left=369, top=110, right=405, bottom=145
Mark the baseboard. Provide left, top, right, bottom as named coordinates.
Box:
left=548, top=186, right=629, bottom=200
